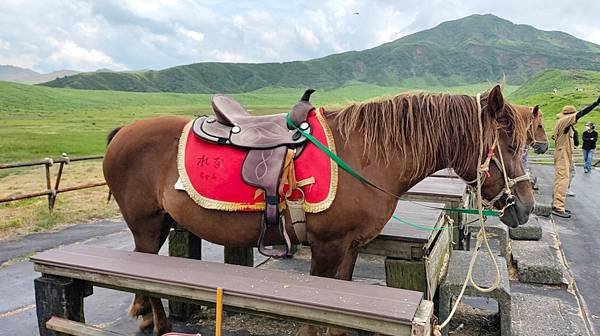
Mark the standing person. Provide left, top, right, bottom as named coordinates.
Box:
left=567, top=129, right=578, bottom=196
left=582, top=122, right=597, bottom=173
left=551, top=96, right=600, bottom=218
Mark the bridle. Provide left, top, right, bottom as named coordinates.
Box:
left=526, top=110, right=548, bottom=148
left=462, top=94, right=531, bottom=215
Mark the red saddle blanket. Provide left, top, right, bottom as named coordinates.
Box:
left=177, top=107, right=337, bottom=212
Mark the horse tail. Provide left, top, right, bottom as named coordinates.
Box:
left=105, top=126, right=123, bottom=203
left=107, top=126, right=123, bottom=145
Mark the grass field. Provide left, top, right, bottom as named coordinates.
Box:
left=1, top=74, right=596, bottom=240
left=0, top=160, right=119, bottom=240
left=0, top=81, right=518, bottom=163
left=510, top=69, right=600, bottom=138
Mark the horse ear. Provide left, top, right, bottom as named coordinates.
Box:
left=301, top=89, right=316, bottom=102
left=487, top=85, right=505, bottom=119
left=532, top=105, right=540, bottom=118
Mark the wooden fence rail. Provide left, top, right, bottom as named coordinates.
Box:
left=0, top=154, right=106, bottom=211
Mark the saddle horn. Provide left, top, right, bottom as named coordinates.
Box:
left=301, top=89, right=316, bottom=102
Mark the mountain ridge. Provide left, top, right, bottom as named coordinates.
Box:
left=41, top=14, right=600, bottom=93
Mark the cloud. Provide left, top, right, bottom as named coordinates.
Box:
left=1, top=0, right=600, bottom=73
left=586, top=30, right=600, bottom=45
left=47, top=39, right=128, bottom=71
left=0, top=38, right=9, bottom=50
left=176, top=26, right=204, bottom=42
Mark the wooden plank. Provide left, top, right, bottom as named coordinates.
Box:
left=31, top=246, right=424, bottom=334
left=424, top=226, right=451, bottom=300
left=378, top=201, right=445, bottom=243
left=362, top=201, right=445, bottom=258
left=35, top=264, right=418, bottom=336
left=46, top=316, right=124, bottom=336
left=431, top=169, right=459, bottom=178
left=404, top=177, right=466, bottom=201
left=362, top=239, right=423, bottom=260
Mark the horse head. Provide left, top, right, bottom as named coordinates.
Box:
left=528, top=105, right=549, bottom=154
left=468, top=85, right=535, bottom=227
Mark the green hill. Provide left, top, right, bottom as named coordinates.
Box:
left=42, top=14, right=600, bottom=93
left=1, top=80, right=520, bottom=163
left=510, top=69, right=600, bottom=140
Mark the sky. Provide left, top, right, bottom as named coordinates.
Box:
left=2, top=0, right=600, bottom=73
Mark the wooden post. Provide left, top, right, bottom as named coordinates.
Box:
left=34, top=275, right=92, bottom=336
left=224, top=247, right=254, bottom=267
left=44, top=159, right=53, bottom=212
left=168, top=226, right=202, bottom=320
left=50, top=155, right=68, bottom=211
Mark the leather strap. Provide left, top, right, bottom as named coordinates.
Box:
left=241, top=147, right=292, bottom=258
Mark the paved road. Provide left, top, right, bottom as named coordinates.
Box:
left=533, top=165, right=600, bottom=335
left=2, top=165, right=599, bottom=335
left=0, top=219, right=265, bottom=336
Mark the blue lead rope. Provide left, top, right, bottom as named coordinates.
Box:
left=286, top=112, right=500, bottom=231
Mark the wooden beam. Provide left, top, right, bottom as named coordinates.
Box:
left=34, top=275, right=91, bottom=336
left=34, top=264, right=418, bottom=335
left=46, top=317, right=124, bottom=336
left=224, top=246, right=254, bottom=267
left=412, top=300, right=434, bottom=336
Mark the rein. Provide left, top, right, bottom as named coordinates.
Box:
left=286, top=105, right=529, bottom=219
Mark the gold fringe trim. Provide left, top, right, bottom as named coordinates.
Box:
left=177, top=108, right=338, bottom=213
left=302, top=107, right=338, bottom=213
left=177, top=121, right=265, bottom=211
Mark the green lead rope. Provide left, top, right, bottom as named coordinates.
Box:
left=286, top=113, right=500, bottom=230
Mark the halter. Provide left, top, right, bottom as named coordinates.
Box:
left=463, top=94, right=531, bottom=215
left=526, top=111, right=548, bottom=148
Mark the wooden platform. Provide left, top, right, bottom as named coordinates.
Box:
left=431, top=169, right=459, bottom=178
left=404, top=176, right=470, bottom=249
left=404, top=176, right=466, bottom=202
left=363, top=201, right=451, bottom=299
left=32, top=245, right=433, bottom=336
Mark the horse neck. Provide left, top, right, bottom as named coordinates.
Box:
left=325, top=111, right=481, bottom=195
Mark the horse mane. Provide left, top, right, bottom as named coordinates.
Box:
left=330, top=91, right=527, bottom=180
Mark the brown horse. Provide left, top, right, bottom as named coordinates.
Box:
left=103, top=85, right=536, bottom=334
left=520, top=104, right=548, bottom=154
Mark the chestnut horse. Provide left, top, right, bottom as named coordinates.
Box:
left=521, top=104, right=548, bottom=154
left=103, top=85, right=536, bottom=334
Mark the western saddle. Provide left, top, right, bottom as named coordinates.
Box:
left=192, top=90, right=316, bottom=257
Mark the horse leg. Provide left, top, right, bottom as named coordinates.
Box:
left=327, top=246, right=361, bottom=336
left=126, top=212, right=174, bottom=334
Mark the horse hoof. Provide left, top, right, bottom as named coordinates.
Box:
left=129, top=298, right=151, bottom=317
left=138, top=312, right=154, bottom=331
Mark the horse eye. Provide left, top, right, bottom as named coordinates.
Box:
left=538, top=125, right=543, bottom=128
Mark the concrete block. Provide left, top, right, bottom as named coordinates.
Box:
left=512, top=237, right=565, bottom=285
left=467, top=217, right=510, bottom=263
left=534, top=203, right=552, bottom=217
left=439, top=250, right=511, bottom=336
left=511, top=293, right=584, bottom=336
left=510, top=216, right=542, bottom=241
